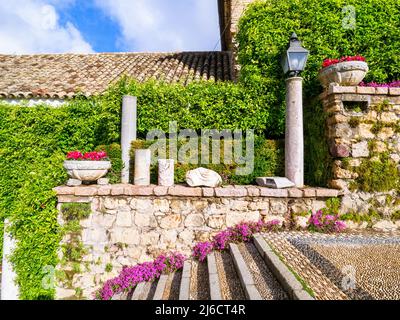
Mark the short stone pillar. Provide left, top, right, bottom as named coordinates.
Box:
left=158, top=159, right=174, bottom=186
left=285, top=77, right=304, bottom=187
left=1, top=219, right=19, bottom=300
left=121, top=95, right=137, bottom=184
left=134, top=149, right=151, bottom=185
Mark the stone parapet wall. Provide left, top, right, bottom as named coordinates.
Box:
left=54, top=184, right=338, bottom=299
left=321, top=85, right=400, bottom=216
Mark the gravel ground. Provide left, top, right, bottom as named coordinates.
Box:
left=262, top=231, right=400, bottom=300
left=162, top=271, right=181, bottom=300
left=214, top=250, right=245, bottom=300
left=237, top=242, right=289, bottom=300
left=189, top=260, right=210, bottom=300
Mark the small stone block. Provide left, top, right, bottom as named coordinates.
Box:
left=303, top=188, right=316, bottom=197
left=246, top=186, right=260, bottom=197
left=256, top=177, right=295, bottom=189
left=168, top=185, right=202, bottom=197
left=376, top=87, right=389, bottom=95
left=202, top=188, right=215, bottom=197
left=125, top=185, right=154, bottom=196
left=110, top=185, right=125, bottom=195
left=53, top=186, right=75, bottom=195
left=214, top=187, right=247, bottom=197
left=97, top=178, right=109, bottom=185
left=154, top=186, right=168, bottom=196
left=97, top=186, right=111, bottom=196
left=389, top=88, right=400, bottom=95
left=259, top=188, right=288, bottom=197
left=288, top=188, right=303, bottom=198
left=329, top=85, right=357, bottom=94
left=66, top=178, right=82, bottom=186
left=315, top=188, right=339, bottom=198
left=74, top=186, right=97, bottom=196
left=356, top=86, right=376, bottom=94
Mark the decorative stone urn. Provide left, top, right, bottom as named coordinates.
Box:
left=318, top=61, right=369, bottom=88
left=63, top=160, right=111, bottom=186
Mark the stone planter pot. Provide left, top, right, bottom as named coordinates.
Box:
left=318, top=61, right=368, bottom=88
left=63, top=160, right=111, bottom=185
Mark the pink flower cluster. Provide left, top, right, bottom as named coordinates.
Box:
left=95, top=252, right=185, bottom=300
left=322, top=55, right=366, bottom=68
left=66, top=150, right=108, bottom=161
left=192, top=219, right=281, bottom=262
left=307, top=210, right=347, bottom=233
left=359, top=80, right=400, bottom=88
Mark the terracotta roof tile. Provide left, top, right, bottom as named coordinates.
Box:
left=0, top=51, right=233, bottom=99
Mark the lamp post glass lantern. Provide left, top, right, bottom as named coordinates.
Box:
left=281, top=33, right=309, bottom=77
left=282, top=32, right=309, bottom=188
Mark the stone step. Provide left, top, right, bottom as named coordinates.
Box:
left=253, top=234, right=314, bottom=300
left=236, top=242, right=289, bottom=300
left=189, top=260, right=210, bottom=300
left=131, top=281, right=154, bottom=300
left=213, top=250, right=246, bottom=300
left=207, top=251, right=222, bottom=300
left=153, top=274, right=169, bottom=300
left=179, top=260, right=191, bottom=300
left=229, top=243, right=263, bottom=300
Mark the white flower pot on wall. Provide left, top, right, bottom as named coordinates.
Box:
left=64, top=160, right=111, bottom=185
left=318, top=61, right=369, bottom=88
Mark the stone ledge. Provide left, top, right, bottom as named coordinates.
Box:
left=53, top=184, right=340, bottom=199
left=322, top=85, right=400, bottom=97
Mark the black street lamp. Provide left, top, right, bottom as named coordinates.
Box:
left=281, top=33, right=309, bottom=77
left=282, top=32, right=309, bottom=187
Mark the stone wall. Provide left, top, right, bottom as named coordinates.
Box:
left=321, top=85, right=400, bottom=219
left=54, top=184, right=338, bottom=299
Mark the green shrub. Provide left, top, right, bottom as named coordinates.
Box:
left=237, top=0, right=400, bottom=132
left=304, top=101, right=333, bottom=186
left=95, top=143, right=123, bottom=184
left=354, top=154, right=399, bottom=192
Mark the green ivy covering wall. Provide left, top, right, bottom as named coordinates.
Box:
left=0, top=102, right=116, bottom=299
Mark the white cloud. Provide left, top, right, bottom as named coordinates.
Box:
left=0, top=0, right=93, bottom=54
left=94, top=0, right=220, bottom=52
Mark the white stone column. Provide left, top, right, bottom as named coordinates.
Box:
left=158, top=159, right=174, bottom=186
left=285, top=77, right=304, bottom=187
left=121, top=95, right=137, bottom=184
left=134, top=149, right=151, bottom=185
left=1, top=219, right=19, bottom=300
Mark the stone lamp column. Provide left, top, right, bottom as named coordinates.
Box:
left=285, top=77, right=304, bottom=187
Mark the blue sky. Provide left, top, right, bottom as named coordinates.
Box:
left=0, top=0, right=221, bottom=54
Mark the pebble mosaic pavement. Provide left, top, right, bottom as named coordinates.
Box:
left=261, top=231, right=400, bottom=300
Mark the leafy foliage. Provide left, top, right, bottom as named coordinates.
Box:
left=237, top=0, right=400, bottom=133
left=0, top=102, right=116, bottom=299
left=130, top=136, right=283, bottom=185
